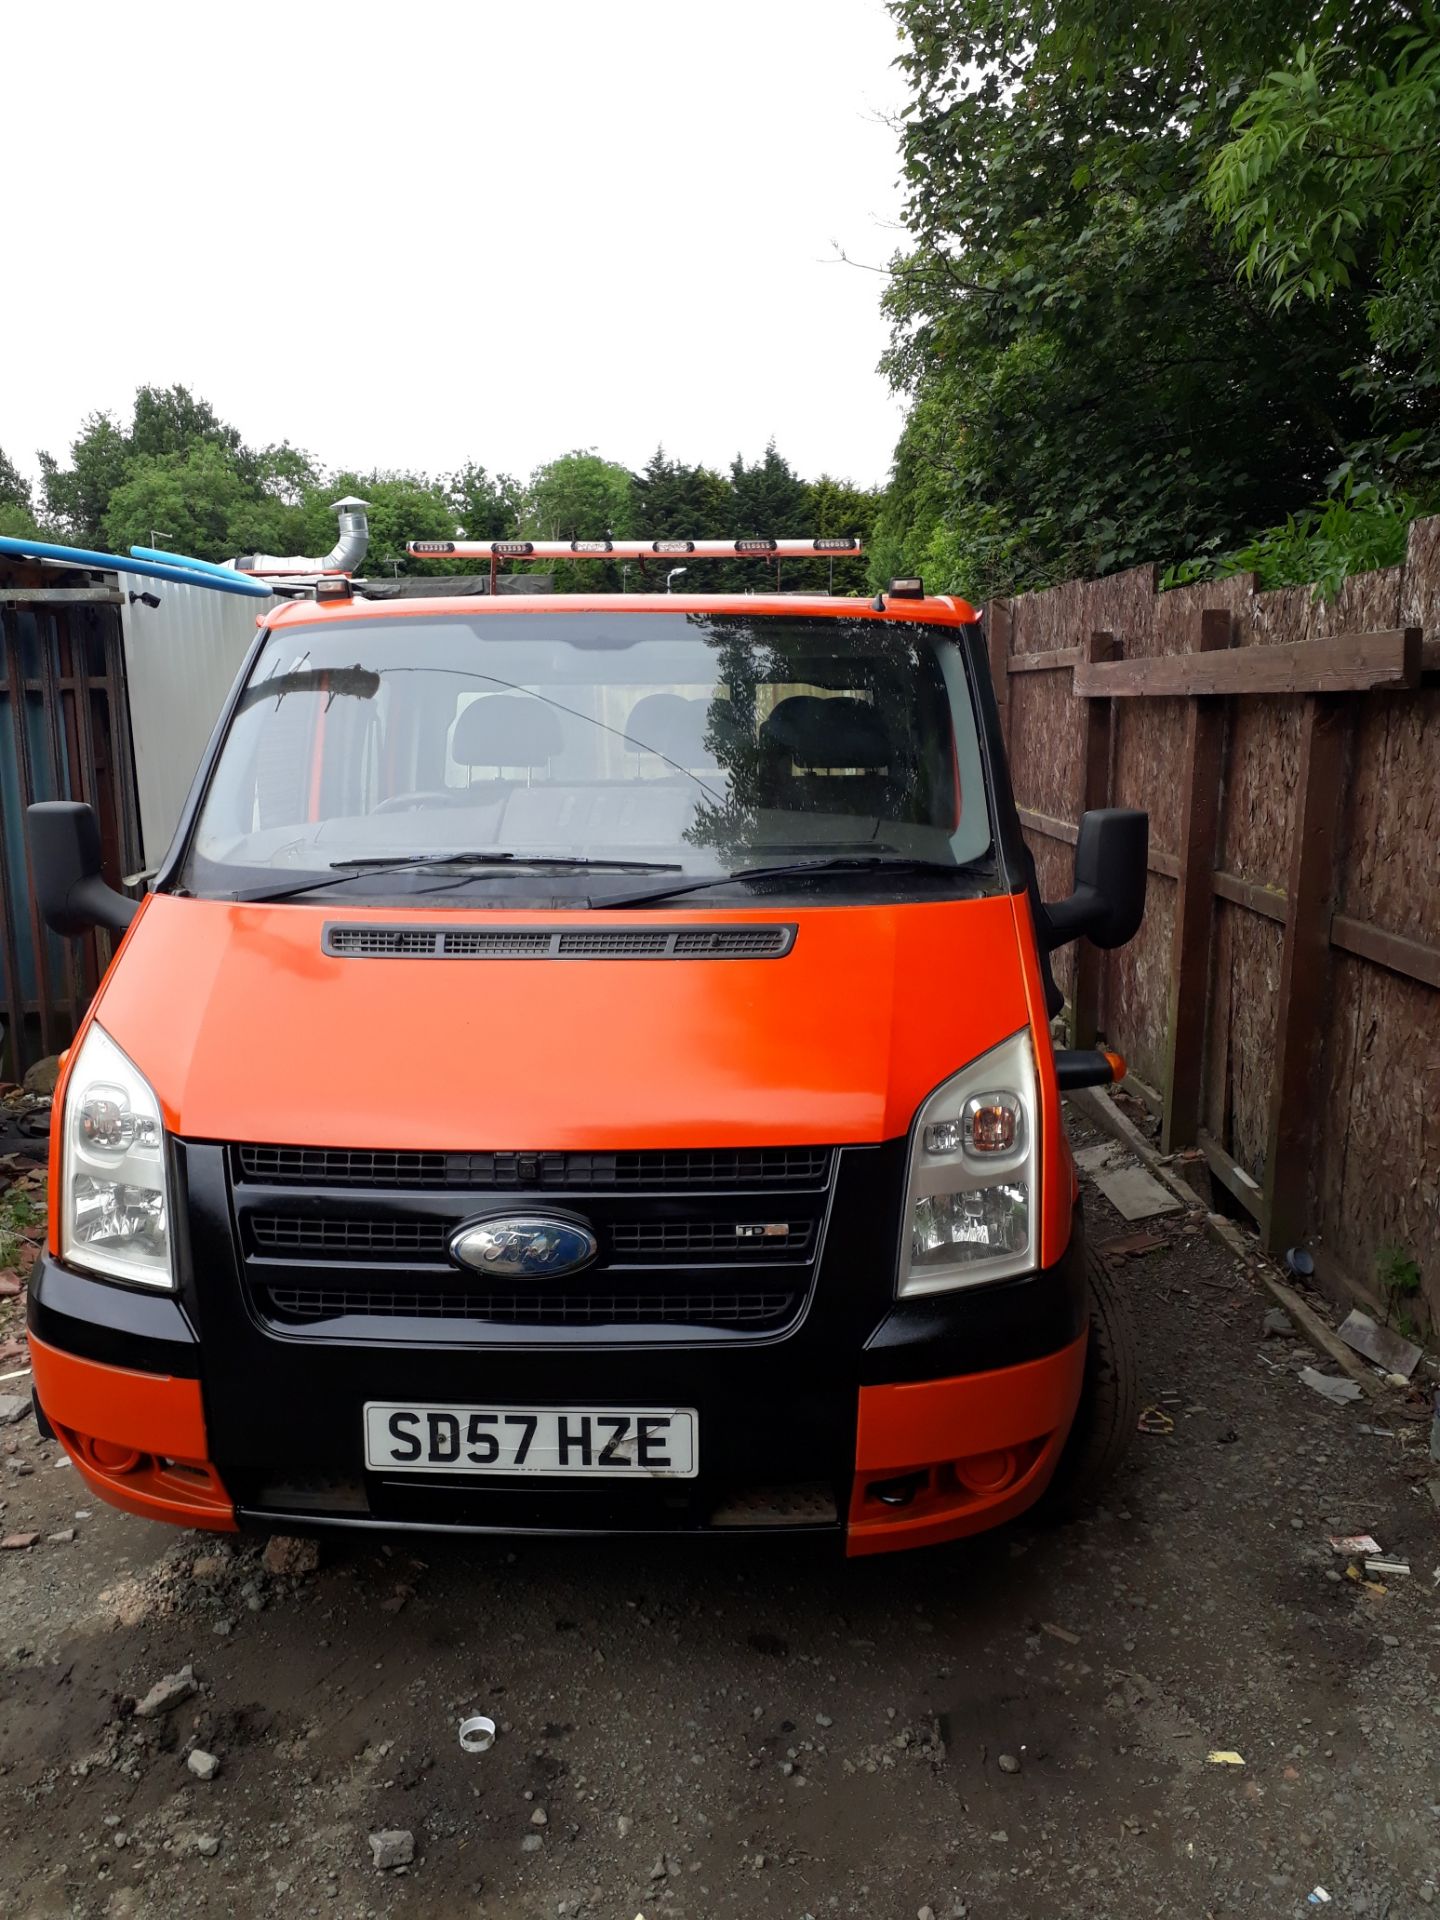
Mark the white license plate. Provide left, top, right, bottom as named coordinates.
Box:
left=363, top=1403, right=698, bottom=1478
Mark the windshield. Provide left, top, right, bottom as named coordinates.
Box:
left=182, top=611, right=994, bottom=902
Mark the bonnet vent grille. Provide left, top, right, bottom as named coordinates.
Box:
left=324, top=923, right=796, bottom=960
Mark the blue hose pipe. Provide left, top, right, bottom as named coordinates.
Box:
left=0, top=534, right=271, bottom=598
left=129, top=545, right=257, bottom=583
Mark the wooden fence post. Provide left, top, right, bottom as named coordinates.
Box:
left=1261, top=695, right=1349, bottom=1253
left=1072, top=629, right=1119, bottom=1047
left=1161, top=609, right=1233, bottom=1151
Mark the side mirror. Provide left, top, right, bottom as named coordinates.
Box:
left=1043, top=808, right=1147, bottom=951
left=27, top=802, right=138, bottom=937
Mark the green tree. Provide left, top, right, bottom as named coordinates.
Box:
left=39, top=415, right=132, bottom=544
left=723, top=442, right=811, bottom=590
left=520, top=449, right=636, bottom=590
left=1207, top=22, right=1440, bottom=488
left=39, top=386, right=262, bottom=550
left=129, top=385, right=248, bottom=468
left=255, top=441, right=324, bottom=507
left=730, top=441, right=808, bottom=535
left=101, top=442, right=252, bottom=561
left=523, top=449, right=635, bottom=539
left=0, top=505, right=38, bottom=539
left=448, top=463, right=523, bottom=541
left=0, top=446, right=31, bottom=513
left=879, top=0, right=1388, bottom=600
left=628, top=447, right=733, bottom=588
left=805, top=473, right=882, bottom=594
left=0, top=447, right=40, bottom=539
left=632, top=447, right=732, bottom=540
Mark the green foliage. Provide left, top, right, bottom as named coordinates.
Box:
left=0, top=446, right=33, bottom=515
left=1375, top=1240, right=1423, bottom=1335
left=25, top=384, right=878, bottom=592
left=1376, top=1241, right=1421, bottom=1295
left=632, top=447, right=732, bottom=543
left=255, top=442, right=324, bottom=508
left=729, top=441, right=808, bottom=540
left=805, top=472, right=882, bottom=595
left=0, top=443, right=41, bottom=541
left=727, top=443, right=814, bottom=592
left=40, top=414, right=132, bottom=545
left=102, top=441, right=258, bottom=559
left=1207, top=22, right=1440, bottom=491
left=518, top=449, right=637, bottom=591
left=523, top=450, right=636, bottom=541
left=627, top=448, right=731, bottom=591
left=0, top=1184, right=39, bottom=1270
left=129, top=386, right=246, bottom=468
left=4, top=1188, right=36, bottom=1229
left=1207, top=27, right=1440, bottom=327
left=0, top=503, right=41, bottom=540
left=1161, top=474, right=1419, bottom=596
left=448, top=463, right=523, bottom=542
left=879, top=0, right=1413, bottom=601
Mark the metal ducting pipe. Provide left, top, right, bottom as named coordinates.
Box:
left=230, top=496, right=371, bottom=577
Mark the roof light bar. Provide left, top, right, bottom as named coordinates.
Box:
left=404, top=536, right=864, bottom=562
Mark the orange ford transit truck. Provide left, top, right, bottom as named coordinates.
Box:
left=25, top=550, right=1146, bottom=1553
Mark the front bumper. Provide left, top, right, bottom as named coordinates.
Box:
left=27, top=1220, right=1087, bottom=1552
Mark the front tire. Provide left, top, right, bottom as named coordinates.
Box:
left=1042, top=1243, right=1139, bottom=1517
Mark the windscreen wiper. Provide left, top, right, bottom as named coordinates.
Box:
left=594, top=854, right=989, bottom=909
left=232, top=852, right=683, bottom=904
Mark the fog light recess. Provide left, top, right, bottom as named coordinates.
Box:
left=953, top=1449, right=1019, bottom=1496
left=78, top=1435, right=146, bottom=1475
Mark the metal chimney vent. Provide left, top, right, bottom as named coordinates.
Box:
left=323, top=923, right=796, bottom=960
left=232, top=496, right=371, bottom=577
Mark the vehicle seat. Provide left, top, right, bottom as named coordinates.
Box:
left=757, top=694, right=896, bottom=815
left=626, top=693, right=719, bottom=774
left=452, top=694, right=566, bottom=789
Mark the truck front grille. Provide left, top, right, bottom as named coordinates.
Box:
left=251, top=1216, right=452, bottom=1259
left=261, top=1287, right=798, bottom=1329
left=231, top=1141, right=834, bottom=1340
left=249, top=1214, right=814, bottom=1264
left=236, top=1144, right=832, bottom=1191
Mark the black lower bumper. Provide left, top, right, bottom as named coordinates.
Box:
left=29, top=1224, right=1085, bottom=1535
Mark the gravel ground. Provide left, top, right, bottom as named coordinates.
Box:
left=2, top=1122, right=1438, bottom=1920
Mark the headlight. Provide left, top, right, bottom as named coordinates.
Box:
left=61, top=1024, right=174, bottom=1291
left=900, top=1029, right=1038, bottom=1296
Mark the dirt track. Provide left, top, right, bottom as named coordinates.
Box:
left=2, top=1129, right=1438, bottom=1920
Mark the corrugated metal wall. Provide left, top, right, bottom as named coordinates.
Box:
left=120, top=575, right=278, bottom=864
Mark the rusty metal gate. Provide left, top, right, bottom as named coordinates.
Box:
left=0, top=581, right=140, bottom=1078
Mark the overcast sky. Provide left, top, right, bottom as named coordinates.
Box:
left=5, top=0, right=911, bottom=499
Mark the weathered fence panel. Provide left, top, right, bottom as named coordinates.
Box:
left=990, top=515, right=1440, bottom=1329
left=0, top=578, right=140, bottom=1078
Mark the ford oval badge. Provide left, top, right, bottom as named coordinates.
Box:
left=449, top=1213, right=598, bottom=1280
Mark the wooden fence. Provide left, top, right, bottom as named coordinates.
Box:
left=0, top=565, right=141, bottom=1079
left=985, top=514, right=1440, bottom=1328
